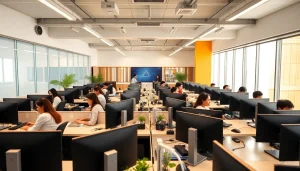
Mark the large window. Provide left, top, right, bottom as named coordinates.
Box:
left=233, top=49, right=243, bottom=92
left=219, top=53, right=225, bottom=87
left=0, top=36, right=90, bottom=98
left=212, top=54, right=219, bottom=85
left=258, top=41, right=276, bottom=99
left=245, top=46, right=256, bottom=96
left=225, top=51, right=233, bottom=87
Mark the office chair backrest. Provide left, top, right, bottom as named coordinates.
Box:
left=56, top=101, right=67, bottom=111
left=56, top=121, right=69, bottom=133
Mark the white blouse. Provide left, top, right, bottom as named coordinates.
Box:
left=88, top=104, right=104, bottom=126
left=52, top=96, right=62, bottom=109
left=196, top=106, right=210, bottom=110
left=98, top=94, right=106, bottom=109
left=28, top=113, right=60, bottom=131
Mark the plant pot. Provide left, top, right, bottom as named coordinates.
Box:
left=162, top=167, right=169, bottom=171
left=137, top=123, right=145, bottom=129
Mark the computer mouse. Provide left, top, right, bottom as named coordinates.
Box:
left=79, top=124, right=84, bottom=127
left=176, top=163, right=190, bottom=171
left=231, top=128, right=241, bottom=133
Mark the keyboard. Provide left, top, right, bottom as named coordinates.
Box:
left=174, top=145, right=188, bottom=156
left=0, top=125, right=11, bottom=131
left=8, top=122, right=28, bottom=130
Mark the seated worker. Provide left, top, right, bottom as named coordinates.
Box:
left=93, top=86, right=106, bottom=109
left=108, top=82, right=117, bottom=96
left=102, top=82, right=109, bottom=94
left=223, top=85, right=230, bottom=90
left=238, top=86, right=247, bottom=93
left=193, top=92, right=210, bottom=110
left=76, top=93, right=104, bottom=126
left=160, top=81, right=166, bottom=87
left=277, top=100, right=294, bottom=110
left=171, top=87, right=177, bottom=93
left=22, top=98, right=62, bottom=131
left=211, top=83, right=216, bottom=87
left=175, top=82, right=183, bottom=94
left=48, top=88, right=62, bottom=109
left=155, top=74, right=161, bottom=82
left=131, top=74, right=138, bottom=83
left=253, top=91, right=263, bottom=99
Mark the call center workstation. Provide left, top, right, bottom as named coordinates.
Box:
left=0, top=0, right=300, bottom=171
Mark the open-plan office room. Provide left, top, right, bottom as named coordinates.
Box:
left=0, top=0, right=300, bottom=171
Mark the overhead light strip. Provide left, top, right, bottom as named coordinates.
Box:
left=114, top=47, right=126, bottom=56
left=39, top=0, right=82, bottom=21
left=82, top=25, right=102, bottom=39
left=226, top=0, right=269, bottom=21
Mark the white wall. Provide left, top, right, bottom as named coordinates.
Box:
left=97, top=50, right=194, bottom=67
left=0, top=4, right=97, bottom=64
left=213, top=2, right=300, bottom=52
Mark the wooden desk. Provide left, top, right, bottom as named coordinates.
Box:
left=223, top=120, right=256, bottom=137
left=74, top=99, right=87, bottom=104
left=64, top=104, right=79, bottom=110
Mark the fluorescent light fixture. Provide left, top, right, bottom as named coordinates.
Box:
left=226, top=0, right=269, bottom=21
left=120, top=27, right=126, bottom=33
left=82, top=24, right=102, bottom=39
left=196, top=25, right=219, bottom=39
left=114, top=47, right=126, bottom=56
left=215, top=27, right=224, bottom=34
left=169, top=48, right=183, bottom=56
left=0, top=46, right=8, bottom=49
left=71, top=27, right=80, bottom=33
left=140, top=46, right=155, bottom=48
left=101, top=39, right=114, bottom=46
left=184, top=39, right=197, bottom=47
left=39, top=0, right=82, bottom=21
left=170, top=27, right=177, bottom=34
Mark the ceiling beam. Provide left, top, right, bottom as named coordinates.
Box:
left=89, top=44, right=194, bottom=48
left=37, top=18, right=255, bottom=27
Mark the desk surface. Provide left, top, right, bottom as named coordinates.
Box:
left=223, top=120, right=256, bottom=137
left=73, top=99, right=87, bottom=104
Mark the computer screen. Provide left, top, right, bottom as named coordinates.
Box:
left=279, top=124, right=300, bottom=161
left=180, top=107, right=223, bottom=119
left=239, top=98, right=270, bottom=119
left=65, top=88, right=80, bottom=99
left=165, top=97, right=186, bottom=121
left=212, top=141, right=256, bottom=171
left=274, top=165, right=300, bottom=171
left=131, top=67, right=162, bottom=82
left=256, top=114, right=300, bottom=143
left=72, top=125, right=137, bottom=171
left=219, top=92, right=248, bottom=105
left=176, top=111, right=223, bottom=156
left=121, top=91, right=140, bottom=103
left=273, top=110, right=300, bottom=114
left=0, top=102, right=18, bottom=124
left=105, top=99, right=134, bottom=129
left=0, top=131, right=62, bottom=171
left=205, top=87, right=220, bottom=94
left=196, top=85, right=206, bottom=94
left=228, top=94, right=249, bottom=111
left=3, top=98, right=31, bottom=111
left=27, top=94, right=53, bottom=109
left=73, top=86, right=89, bottom=95
left=158, top=86, right=170, bottom=100
left=162, top=92, right=186, bottom=106
left=257, top=102, right=277, bottom=114
left=211, top=89, right=232, bottom=101
left=57, top=91, right=74, bottom=103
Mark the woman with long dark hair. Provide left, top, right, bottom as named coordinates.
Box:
left=48, top=88, right=62, bottom=108
left=194, top=92, right=211, bottom=110
left=93, top=86, right=106, bottom=109
left=76, top=93, right=104, bottom=126
left=22, top=98, right=62, bottom=131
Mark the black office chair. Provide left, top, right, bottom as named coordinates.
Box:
left=56, top=101, right=67, bottom=111
left=57, top=121, right=68, bottom=133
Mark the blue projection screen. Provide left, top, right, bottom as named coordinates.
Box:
left=131, top=67, right=162, bottom=82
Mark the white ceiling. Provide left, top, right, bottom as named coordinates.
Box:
left=0, top=0, right=298, bottom=51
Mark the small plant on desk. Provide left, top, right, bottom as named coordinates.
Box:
left=157, top=114, right=164, bottom=122
left=162, top=152, right=176, bottom=171
left=137, top=115, right=146, bottom=129
left=126, top=157, right=151, bottom=171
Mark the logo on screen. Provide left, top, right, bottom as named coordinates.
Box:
left=142, top=70, right=150, bottom=77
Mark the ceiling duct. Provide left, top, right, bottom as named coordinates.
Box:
left=175, top=1, right=197, bottom=15
left=137, top=22, right=161, bottom=26
left=131, top=0, right=166, bottom=3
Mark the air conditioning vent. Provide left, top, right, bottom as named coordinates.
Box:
left=137, top=22, right=161, bottom=26
left=140, top=39, right=156, bottom=42
left=175, top=1, right=197, bottom=15
left=101, top=2, right=119, bottom=15
left=131, top=0, right=166, bottom=3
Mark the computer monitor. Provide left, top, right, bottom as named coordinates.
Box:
left=257, top=102, right=277, bottom=114
left=72, top=125, right=137, bottom=171
left=165, top=97, right=186, bottom=121
left=162, top=92, right=186, bottom=106
left=273, top=110, right=300, bottom=114
left=57, top=91, right=74, bottom=103
left=205, top=87, right=220, bottom=94
left=65, top=88, right=80, bottom=99
left=180, top=107, right=223, bottom=119
left=211, top=89, right=232, bottom=101
left=196, top=85, right=206, bottom=94
left=256, top=114, right=300, bottom=143
left=73, top=86, right=89, bottom=96
left=0, top=131, right=62, bottom=171
left=105, top=99, right=134, bottom=129
left=27, top=95, right=52, bottom=110
left=121, top=91, right=140, bottom=103
left=158, top=87, right=170, bottom=100
left=228, top=94, right=249, bottom=112
left=86, top=83, right=100, bottom=89
left=212, top=140, right=256, bottom=171
left=3, top=98, right=31, bottom=111
left=176, top=111, right=223, bottom=157
left=0, top=102, right=18, bottom=124
left=219, top=92, right=248, bottom=105
left=274, top=165, right=300, bottom=171
left=279, top=124, right=300, bottom=161
left=239, top=98, right=270, bottom=119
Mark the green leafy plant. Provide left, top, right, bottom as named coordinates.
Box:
left=50, top=74, right=77, bottom=88
left=174, top=72, right=187, bottom=82
left=157, top=114, right=164, bottom=121
left=138, top=115, right=146, bottom=123
left=162, top=152, right=176, bottom=171
left=85, top=73, right=104, bottom=83
left=127, top=158, right=151, bottom=171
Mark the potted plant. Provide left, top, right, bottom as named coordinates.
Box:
left=85, top=73, right=104, bottom=83
left=137, top=115, right=146, bottom=129
left=50, top=74, right=77, bottom=89
left=126, top=157, right=151, bottom=171
left=174, top=72, right=187, bottom=83
left=162, top=152, right=176, bottom=171
left=156, top=114, right=166, bottom=131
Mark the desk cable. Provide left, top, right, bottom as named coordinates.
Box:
left=232, top=140, right=245, bottom=151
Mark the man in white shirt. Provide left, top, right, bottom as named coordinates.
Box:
left=102, top=82, right=109, bottom=94
left=131, top=74, right=138, bottom=83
